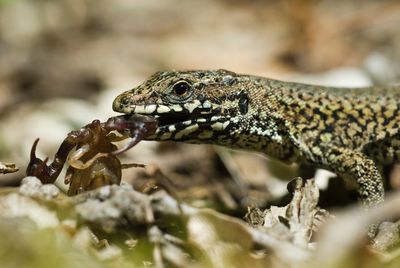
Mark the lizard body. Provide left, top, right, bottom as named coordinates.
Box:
left=113, top=69, right=400, bottom=207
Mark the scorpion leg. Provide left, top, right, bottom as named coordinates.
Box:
left=110, top=130, right=144, bottom=155
left=106, top=132, right=129, bottom=143
left=67, top=143, right=110, bottom=170
left=64, top=170, right=73, bottom=185
left=121, top=163, right=145, bottom=169
left=105, top=114, right=158, bottom=155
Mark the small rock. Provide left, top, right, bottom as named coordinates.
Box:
left=19, top=176, right=42, bottom=196
left=40, top=184, right=60, bottom=200
left=74, top=185, right=149, bottom=231
left=372, top=221, right=400, bottom=251
left=20, top=176, right=60, bottom=199
left=98, top=185, right=111, bottom=199
left=0, top=161, right=19, bottom=174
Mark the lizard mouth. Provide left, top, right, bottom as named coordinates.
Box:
left=124, top=103, right=230, bottom=140
left=156, top=112, right=193, bottom=127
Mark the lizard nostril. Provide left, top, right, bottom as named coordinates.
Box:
left=120, top=96, right=130, bottom=105
left=113, top=94, right=130, bottom=112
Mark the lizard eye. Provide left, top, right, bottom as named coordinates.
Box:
left=172, top=81, right=191, bottom=96
left=169, top=81, right=193, bottom=101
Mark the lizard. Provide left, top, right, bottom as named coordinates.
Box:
left=112, top=69, right=400, bottom=208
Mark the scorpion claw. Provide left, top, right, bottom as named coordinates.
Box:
left=111, top=135, right=141, bottom=156
left=105, top=114, right=157, bottom=155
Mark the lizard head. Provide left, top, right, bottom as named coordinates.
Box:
left=112, top=69, right=255, bottom=143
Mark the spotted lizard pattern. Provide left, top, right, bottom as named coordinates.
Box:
left=113, top=69, right=400, bottom=208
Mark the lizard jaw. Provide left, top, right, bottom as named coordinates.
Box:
left=118, top=102, right=231, bottom=141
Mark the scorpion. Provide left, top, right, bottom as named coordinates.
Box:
left=26, top=114, right=157, bottom=195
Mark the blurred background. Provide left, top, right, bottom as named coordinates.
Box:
left=1, top=0, right=400, bottom=208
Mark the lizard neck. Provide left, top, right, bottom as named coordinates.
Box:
left=235, top=77, right=352, bottom=158
left=197, top=76, right=299, bottom=161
